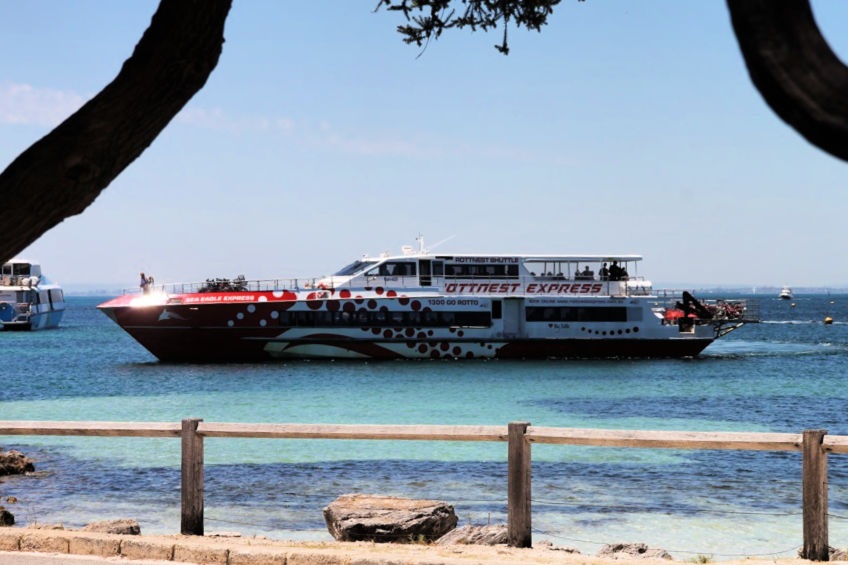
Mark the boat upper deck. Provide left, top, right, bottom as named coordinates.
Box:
left=143, top=252, right=653, bottom=299
left=106, top=247, right=758, bottom=328
left=0, top=259, right=54, bottom=289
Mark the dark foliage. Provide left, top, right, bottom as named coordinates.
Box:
left=375, top=0, right=572, bottom=54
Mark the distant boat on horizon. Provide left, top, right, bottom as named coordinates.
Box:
left=779, top=286, right=792, bottom=300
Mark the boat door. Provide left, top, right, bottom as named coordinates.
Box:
left=502, top=298, right=522, bottom=337
left=418, top=259, right=444, bottom=286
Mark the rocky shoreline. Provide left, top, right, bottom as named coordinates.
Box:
left=0, top=450, right=33, bottom=477
left=0, top=448, right=35, bottom=528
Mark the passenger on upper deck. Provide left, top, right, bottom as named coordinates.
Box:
left=599, top=263, right=610, bottom=281
left=608, top=261, right=629, bottom=281
left=575, top=265, right=594, bottom=280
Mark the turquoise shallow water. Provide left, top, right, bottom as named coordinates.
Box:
left=1, top=294, right=847, bottom=559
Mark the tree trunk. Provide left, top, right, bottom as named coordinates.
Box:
left=727, top=0, right=848, bottom=162
left=0, top=0, right=232, bottom=262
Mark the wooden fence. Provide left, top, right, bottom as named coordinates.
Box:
left=2, top=420, right=847, bottom=561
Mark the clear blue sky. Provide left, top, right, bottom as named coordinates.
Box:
left=2, top=1, right=847, bottom=291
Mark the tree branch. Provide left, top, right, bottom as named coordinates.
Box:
left=0, top=0, right=232, bottom=262
left=727, top=0, right=848, bottom=162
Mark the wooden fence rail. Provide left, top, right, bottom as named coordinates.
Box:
left=1, top=419, right=847, bottom=561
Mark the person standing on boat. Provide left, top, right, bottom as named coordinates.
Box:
left=609, top=261, right=622, bottom=281
left=140, top=272, right=149, bottom=293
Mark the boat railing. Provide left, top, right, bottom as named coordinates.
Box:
left=126, top=277, right=330, bottom=296
left=128, top=274, right=658, bottom=297
left=0, top=274, right=39, bottom=287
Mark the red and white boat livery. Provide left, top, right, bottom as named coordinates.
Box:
left=98, top=240, right=758, bottom=361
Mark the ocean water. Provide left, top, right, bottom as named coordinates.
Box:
left=1, top=293, right=847, bottom=560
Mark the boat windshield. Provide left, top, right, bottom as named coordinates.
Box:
left=1, top=262, right=32, bottom=276
left=334, top=260, right=381, bottom=277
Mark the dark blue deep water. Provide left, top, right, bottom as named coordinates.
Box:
left=1, top=293, right=847, bottom=559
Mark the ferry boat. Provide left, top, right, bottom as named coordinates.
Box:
left=97, top=241, right=758, bottom=361
left=779, top=286, right=792, bottom=300
left=0, top=259, right=66, bottom=330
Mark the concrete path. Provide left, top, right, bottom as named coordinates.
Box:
left=0, top=527, right=803, bottom=565
left=0, top=552, right=173, bottom=565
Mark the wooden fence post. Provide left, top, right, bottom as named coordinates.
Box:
left=508, top=421, right=531, bottom=548
left=801, top=429, right=828, bottom=561
left=181, top=418, right=204, bottom=535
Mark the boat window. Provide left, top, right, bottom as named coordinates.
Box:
left=334, top=260, right=380, bottom=276
left=443, top=263, right=519, bottom=279
left=363, top=261, right=416, bottom=277
left=296, top=311, right=314, bottom=326
left=12, top=263, right=31, bottom=276
left=337, top=311, right=353, bottom=325
left=371, top=262, right=416, bottom=277
left=315, top=311, right=333, bottom=325
left=491, top=300, right=502, bottom=320
left=525, top=306, right=628, bottom=323
left=278, top=308, right=491, bottom=328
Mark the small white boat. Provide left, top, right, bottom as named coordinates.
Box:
left=779, top=286, right=792, bottom=300
left=0, top=259, right=66, bottom=330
